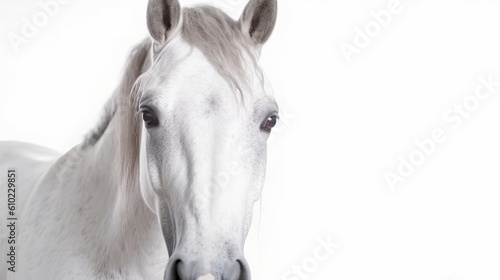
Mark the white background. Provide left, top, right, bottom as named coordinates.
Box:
left=1, top=0, right=500, bottom=280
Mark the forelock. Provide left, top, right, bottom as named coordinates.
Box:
left=181, top=5, right=260, bottom=91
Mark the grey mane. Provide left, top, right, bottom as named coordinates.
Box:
left=83, top=38, right=151, bottom=149
left=82, top=96, right=116, bottom=148
left=182, top=5, right=257, bottom=89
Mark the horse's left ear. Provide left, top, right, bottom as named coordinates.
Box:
left=239, top=0, right=278, bottom=45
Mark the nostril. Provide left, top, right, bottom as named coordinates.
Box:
left=224, top=260, right=242, bottom=280
left=164, top=258, right=182, bottom=280
left=237, top=259, right=251, bottom=280
left=176, top=261, right=188, bottom=279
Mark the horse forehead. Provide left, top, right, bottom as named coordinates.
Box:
left=153, top=37, right=270, bottom=98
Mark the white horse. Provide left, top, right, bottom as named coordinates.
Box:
left=0, top=0, right=278, bottom=279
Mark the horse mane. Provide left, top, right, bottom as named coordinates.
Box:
left=81, top=38, right=151, bottom=189
left=84, top=5, right=262, bottom=187
left=82, top=38, right=151, bottom=149
left=116, top=38, right=152, bottom=188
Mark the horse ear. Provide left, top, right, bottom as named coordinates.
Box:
left=147, top=0, right=181, bottom=45
left=239, top=0, right=278, bottom=45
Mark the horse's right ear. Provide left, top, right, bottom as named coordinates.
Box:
left=147, top=0, right=181, bottom=46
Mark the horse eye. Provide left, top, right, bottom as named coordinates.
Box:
left=141, top=108, right=159, bottom=127
left=262, top=115, right=278, bottom=132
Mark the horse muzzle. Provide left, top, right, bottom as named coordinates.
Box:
left=164, top=255, right=250, bottom=280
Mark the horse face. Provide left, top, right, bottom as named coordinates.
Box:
left=138, top=1, right=278, bottom=279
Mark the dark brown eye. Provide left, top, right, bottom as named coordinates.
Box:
left=141, top=108, right=159, bottom=127
left=262, top=115, right=278, bottom=132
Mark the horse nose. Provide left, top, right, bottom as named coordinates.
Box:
left=195, top=274, right=214, bottom=280
left=164, top=257, right=250, bottom=280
